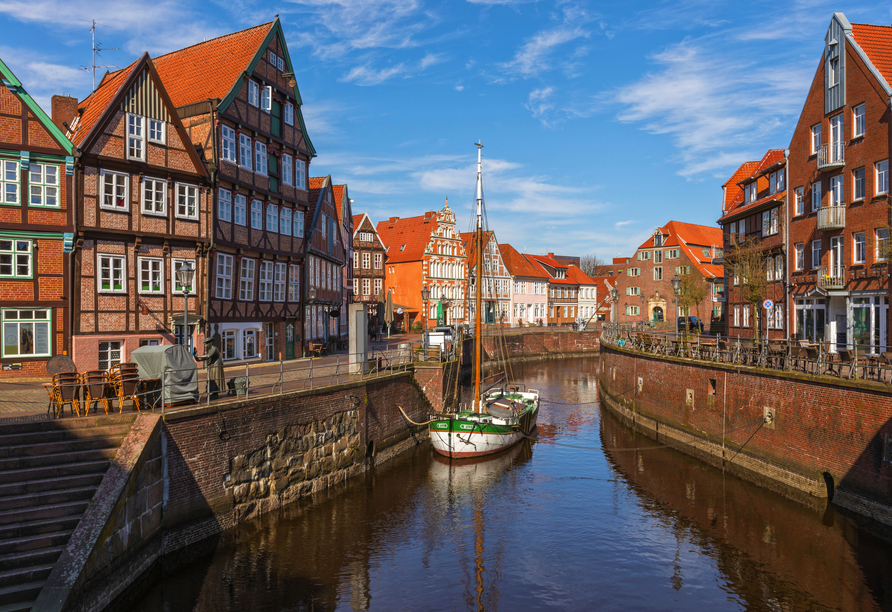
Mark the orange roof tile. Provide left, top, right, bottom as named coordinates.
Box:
left=460, top=231, right=494, bottom=270
left=639, top=221, right=724, bottom=279
left=69, top=59, right=139, bottom=145
left=851, top=23, right=892, bottom=88
left=722, top=161, right=758, bottom=212
left=376, top=212, right=440, bottom=264
left=565, top=265, right=598, bottom=285
left=352, top=214, right=364, bottom=230
left=146, top=22, right=273, bottom=108
left=500, top=244, right=549, bottom=279
left=525, top=254, right=577, bottom=285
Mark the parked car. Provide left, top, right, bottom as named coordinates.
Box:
left=677, top=316, right=705, bottom=333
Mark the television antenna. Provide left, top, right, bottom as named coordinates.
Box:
left=80, top=20, right=117, bottom=92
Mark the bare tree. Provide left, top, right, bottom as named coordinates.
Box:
left=580, top=253, right=609, bottom=277
left=723, top=236, right=769, bottom=337
left=677, top=272, right=709, bottom=329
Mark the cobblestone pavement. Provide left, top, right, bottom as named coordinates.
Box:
left=0, top=335, right=423, bottom=420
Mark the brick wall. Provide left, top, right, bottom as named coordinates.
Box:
left=480, top=330, right=601, bottom=360
left=600, top=343, right=892, bottom=520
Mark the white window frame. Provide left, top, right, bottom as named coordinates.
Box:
left=854, top=104, right=865, bottom=138
left=258, top=261, right=274, bottom=302
left=218, top=188, right=232, bottom=222
left=234, top=194, right=247, bottom=226
left=876, top=228, right=890, bottom=261
left=280, top=207, right=291, bottom=236
left=854, top=232, right=866, bottom=264
left=28, top=163, right=59, bottom=207
left=811, top=124, right=821, bottom=155
left=829, top=174, right=844, bottom=207
left=248, top=80, right=259, bottom=107
left=98, top=254, right=126, bottom=293
left=812, top=240, right=821, bottom=269
left=284, top=102, right=294, bottom=125
left=1, top=159, right=19, bottom=204
left=221, top=125, right=237, bottom=163
left=266, top=204, right=278, bottom=233
left=260, top=86, right=272, bottom=112
left=148, top=118, right=165, bottom=144
left=1, top=308, right=51, bottom=357
left=362, top=252, right=370, bottom=269
left=877, top=160, right=889, bottom=195
left=239, top=134, right=253, bottom=170
left=281, top=153, right=293, bottom=185
left=0, top=238, right=31, bottom=278
left=172, top=258, right=196, bottom=293
left=794, top=187, right=804, bottom=215
left=127, top=113, right=145, bottom=161
left=138, top=257, right=164, bottom=294
left=255, top=141, right=268, bottom=175
left=251, top=200, right=263, bottom=229
left=743, top=304, right=750, bottom=328
left=242, top=329, right=257, bottom=359
left=239, top=258, right=255, bottom=301
left=100, top=169, right=129, bottom=211
left=141, top=177, right=167, bottom=216
left=274, top=262, right=287, bottom=302
left=295, top=159, right=306, bottom=190
left=795, top=243, right=804, bottom=271
left=852, top=167, right=865, bottom=202
left=294, top=210, right=305, bottom=237
left=175, top=183, right=199, bottom=220
left=98, top=341, right=122, bottom=371
left=215, top=253, right=233, bottom=299
left=811, top=181, right=821, bottom=212
left=374, top=253, right=382, bottom=269
left=288, top=264, right=300, bottom=302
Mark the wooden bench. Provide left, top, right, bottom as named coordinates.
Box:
left=308, top=342, right=327, bottom=357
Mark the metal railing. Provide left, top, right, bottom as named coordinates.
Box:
left=816, top=205, right=846, bottom=230
left=601, top=322, right=892, bottom=384
left=817, top=142, right=845, bottom=170
left=818, top=265, right=846, bottom=289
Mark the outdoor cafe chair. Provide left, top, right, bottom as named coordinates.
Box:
left=835, top=349, right=857, bottom=379
left=880, top=352, right=892, bottom=385
left=82, top=370, right=110, bottom=416
left=50, top=372, right=81, bottom=418
left=109, top=363, right=141, bottom=412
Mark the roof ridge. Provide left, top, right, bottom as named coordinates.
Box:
left=150, top=21, right=274, bottom=64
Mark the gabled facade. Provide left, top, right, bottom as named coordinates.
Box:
left=719, top=150, right=788, bottom=338
left=333, top=184, right=353, bottom=336
left=306, top=177, right=347, bottom=342
left=612, top=222, right=723, bottom=328
left=352, top=213, right=385, bottom=329
left=0, top=58, right=74, bottom=377
left=525, top=253, right=578, bottom=327
left=63, top=54, right=211, bottom=371
left=565, top=264, right=600, bottom=324
left=787, top=13, right=891, bottom=352
left=151, top=19, right=313, bottom=362
left=461, top=230, right=510, bottom=324
left=500, top=243, right=549, bottom=327
left=376, top=202, right=468, bottom=330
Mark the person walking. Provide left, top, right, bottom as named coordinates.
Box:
left=195, top=338, right=225, bottom=398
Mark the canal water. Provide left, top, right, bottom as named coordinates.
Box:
left=133, top=357, right=892, bottom=611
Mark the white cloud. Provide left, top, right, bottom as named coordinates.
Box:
left=340, top=63, right=406, bottom=85
left=419, top=52, right=444, bottom=70
left=0, top=45, right=91, bottom=110
left=614, top=220, right=634, bottom=228
left=499, top=26, right=588, bottom=78
left=525, top=87, right=556, bottom=125
left=455, top=84, right=464, bottom=91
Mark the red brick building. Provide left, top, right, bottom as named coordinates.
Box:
left=305, top=177, right=348, bottom=343
left=152, top=19, right=314, bottom=363
left=351, top=212, right=386, bottom=330
left=63, top=54, right=211, bottom=371
left=719, top=150, right=788, bottom=338
left=376, top=202, right=468, bottom=330
left=333, top=184, right=353, bottom=337
left=0, top=58, right=75, bottom=377
left=525, top=253, right=579, bottom=327
left=787, top=13, right=891, bottom=352
left=461, top=230, right=511, bottom=324
left=612, top=222, right=723, bottom=329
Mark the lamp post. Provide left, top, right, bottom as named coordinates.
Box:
left=440, top=293, right=448, bottom=326
left=176, top=262, right=195, bottom=348
left=421, top=285, right=430, bottom=357
left=610, top=286, right=619, bottom=323
left=307, top=287, right=317, bottom=343
left=670, top=274, right=681, bottom=334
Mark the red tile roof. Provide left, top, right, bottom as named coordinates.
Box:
left=500, top=244, right=549, bottom=279
left=851, top=23, right=892, bottom=88
left=332, top=184, right=346, bottom=226
left=722, top=161, right=758, bottom=212
left=145, top=22, right=274, bottom=108
left=376, top=212, right=440, bottom=263
left=565, top=265, right=598, bottom=285
left=639, top=221, right=724, bottom=279
left=307, top=176, right=328, bottom=236
left=747, top=149, right=785, bottom=180
left=719, top=149, right=786, bottom=222
left=352, top=214, right=364, bottom=230
left=525, top=254, right=577, bottom=285
left=69, top=59, right=139, bottom=145
left=459, top=231, right=494, bottom=270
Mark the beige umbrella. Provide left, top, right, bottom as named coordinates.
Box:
left=384, top=289, right=394, bottom=339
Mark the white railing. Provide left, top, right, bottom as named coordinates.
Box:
left=818, top=265, right=846, bottom=289
left=817, top=142, right=845, bottom=170
left=816, top=206, right=845, bottom=230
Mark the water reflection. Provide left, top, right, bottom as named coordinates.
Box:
left=130, top=358, right=892, bottom=612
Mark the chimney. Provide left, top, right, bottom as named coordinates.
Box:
left=51, top=95, right=78, bottom=133
left=547, top=252, right=555, bottom=258
left=388, top=216, right=399, bottom=223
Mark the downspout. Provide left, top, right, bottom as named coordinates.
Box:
left=68, top=146, right=81, bottom=362
left=206, top=98, right=219, bottom=342
left=784, top=148, right=791, bottom=336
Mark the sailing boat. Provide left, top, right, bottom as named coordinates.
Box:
left=428, top=142, right=540, bottom=459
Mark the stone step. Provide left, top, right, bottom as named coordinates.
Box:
left=0, top=460, right=110, bottom=486
left=0, top=473, right=104, bottom=499
left=0, top=516, right=80, bottom=542
left=0, top=447, right=118, bottom=474
left=0, top=581, right=41, bottom=609
left=0, top=546, right=64, bottom=573
left=0, top=563, right=52, bottom=590
left=0, top=424, right=132, bottom=449
left=0, top=487, right=97, bottom=513
left=0, top=414, right=136, bottom=436
left=0, top=500, right=88, bottom=527
left=0, top=435, right=126, bottom=460
left=0, top=530, right=73, bottom=556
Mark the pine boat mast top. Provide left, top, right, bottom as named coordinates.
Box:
left=474, top=140, right=484, bottom=411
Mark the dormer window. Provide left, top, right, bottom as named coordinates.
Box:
left=653, top=233, right=662, bottom=247
left=400, top=245, right=406, bottom=251
left=829, top=57, right=840, bottom=87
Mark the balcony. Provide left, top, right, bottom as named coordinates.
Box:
left=818, top=265, right=846, bottom=289
left=816, top=142, right=845, bottom=170
left=816, top=205, right=846, bottom=230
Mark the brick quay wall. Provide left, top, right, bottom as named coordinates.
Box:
left=598, top=342, right=892, bottom=527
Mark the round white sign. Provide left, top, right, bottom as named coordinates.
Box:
left=763, top=299, right=774, bottom=309
left=396, top=308, right=403, bottom=314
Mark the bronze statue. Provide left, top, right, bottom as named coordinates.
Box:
left=195, top=338, right=224, bottom=397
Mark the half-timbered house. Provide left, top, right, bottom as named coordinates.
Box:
left=0, top=58, right=75, bottom=377
left=333, top=184, right=353, bottom=340
left=461, top=230, right=510, bottom=324
left=63, top=54, right=211, bottom=371
left=306, top=177, right=347, bottom=343
left=151, top=19, right=314, bottom=362
left=352, top=213, right=386, bottom=331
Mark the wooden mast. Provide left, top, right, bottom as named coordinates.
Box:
left=473, top=141, right=483, bottom=411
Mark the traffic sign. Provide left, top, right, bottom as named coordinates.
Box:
left=763, top=299, right=774, bottom=309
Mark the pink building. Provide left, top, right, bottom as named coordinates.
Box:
left=500, top=244, right=549, bottom=326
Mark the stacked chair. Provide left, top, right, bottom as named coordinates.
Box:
left=47, top=372, right=81, bottom=418
left=109, top=363, right=141, bottom=413
left=82, top=370, right=111, bottom=415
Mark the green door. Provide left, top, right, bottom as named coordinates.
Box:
left=271, top=100, right=282, bottom=137
left=285, top=323, right=295, bottom=360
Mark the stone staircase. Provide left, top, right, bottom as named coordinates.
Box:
left=0, top=414, right=136, bottom=612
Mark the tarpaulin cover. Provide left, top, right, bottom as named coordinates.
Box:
left=130, top=344, right=198, bottom=404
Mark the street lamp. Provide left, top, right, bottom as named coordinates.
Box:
left=440, top=293, right=448, bottom=326
left=421, top=285, right=430, bottom=357
left=176, top=262, right=194, bottom=347
left=609, top=286, right=619, bottom=325
left=670, top=274, right=681, bottom=334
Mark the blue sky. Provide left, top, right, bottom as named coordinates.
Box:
left=2, top=0, right=892, bottom=261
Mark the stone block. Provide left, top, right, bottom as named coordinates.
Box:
left=323, top=442, right=333, bottom=456
left=231, top=470, right=250, bottom=485
left=320, top=456, right=334, bottom=473
left=232, top=455, right=247, bottom=471
left=147, top=481, right=162, bottom=508
left=271, top=457, right=288, bottom=473
left=349, top=434, right=360, bottom=448
left=145, top=456, right=162, bottom=483
left=307, top=461, right=320, bottom=479
left=304, top=449, right=314, bottom=465
left=136, top=488, right=148, bottom=513
left=288, top=466, right=305, bottom=485
left=233, top=483, right=250, bottom=504
left=248, top=450, right=266, bottom=468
